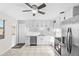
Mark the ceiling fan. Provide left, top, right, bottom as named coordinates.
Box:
left=22, top=3, right=46, bottom=16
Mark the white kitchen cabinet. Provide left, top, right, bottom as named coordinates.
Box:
left=25, top=36, right=30, bottom=46
left=37, top=36, right=42, bottom=45
left=37, top=36, right=51, bottom=45
left=24, top=36, right=54, bottom=46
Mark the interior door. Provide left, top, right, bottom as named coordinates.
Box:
left=30, top=36, right=37, bottom=46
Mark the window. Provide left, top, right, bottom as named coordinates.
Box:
left=0, top=20, right=5, bottom=39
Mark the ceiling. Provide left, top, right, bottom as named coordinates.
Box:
left=0, top=3, right=78, bottom=20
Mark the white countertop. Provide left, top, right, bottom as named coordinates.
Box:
left=26, top=32, right=40, bottom=36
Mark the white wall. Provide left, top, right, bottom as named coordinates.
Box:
left=18, top=20, right=54, bottom=35
left=0, top=12, right=17, bottom=55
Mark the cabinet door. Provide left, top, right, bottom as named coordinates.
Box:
left=39, top=37, right=44, bottom=45
left=37, top=37, right=40, bottom=45
left=37, top=36, right=43, bottom=45
left=37, top=36, right=51, bottom=45
left=40, top=37, right=44, bottom=45
left=25, top=36, right=30, bottom=46
left=42, top=36, right=51, bottom=45
left=43, top=39, right=47, bottom=45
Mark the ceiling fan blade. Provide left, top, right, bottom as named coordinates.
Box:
left=38, top=3, right=46, bottom=9
left=38, top=11, right=45, bottom=15
left=25, top=3, right=33, bottom=8
left=22, top=10, right=32, bottom=12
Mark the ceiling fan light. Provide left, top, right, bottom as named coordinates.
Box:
left=32, top=10, right=38, bottom=14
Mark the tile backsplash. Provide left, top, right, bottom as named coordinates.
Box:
left=18, top=20, right=54, bottom=36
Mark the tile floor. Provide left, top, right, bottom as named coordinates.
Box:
left=1, top=45, right=57, bottom=56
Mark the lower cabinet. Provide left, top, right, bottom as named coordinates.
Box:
left=25, top=36, right=30, bottom=46
left=25, top=36, right=51, bottom=46
left=37, top=36, right=42, bottom=45
left=37, top=36, right=50, bottom=45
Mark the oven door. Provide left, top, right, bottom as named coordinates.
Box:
left=54, top=38, right=61, bottom=55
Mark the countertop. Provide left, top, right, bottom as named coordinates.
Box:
left=26, top=32, right=40, bottom=36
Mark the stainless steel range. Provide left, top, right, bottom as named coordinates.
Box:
left=54, top=37, right=61, bottom=55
